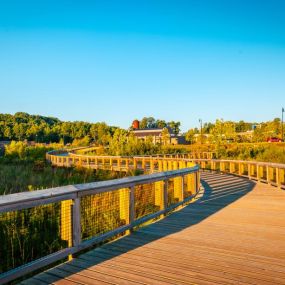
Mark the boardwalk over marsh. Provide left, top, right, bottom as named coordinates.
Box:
left=23, top=171, right=285, bottom=285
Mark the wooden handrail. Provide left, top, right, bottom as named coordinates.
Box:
left=0, top=167, right=199, bottom=213
left=0, top=158, right=200, bottom=284
left=46, top=150, right=285, bottom=188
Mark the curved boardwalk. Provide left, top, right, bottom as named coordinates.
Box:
left=23, top=172, right=285, bottom=285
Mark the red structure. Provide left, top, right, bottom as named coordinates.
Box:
left=132, top=120, right=140, bottom=129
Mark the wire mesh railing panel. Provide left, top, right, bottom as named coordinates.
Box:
left=183, top=176, right=191, bottom=199
left=233, top=163, right=238, bottom=174
left=184, top=173, right=195, bottom=197
left=0, top=202, right=66, bottom=274
left=261, top=166, right=267, bottom=180
left=224, top=162, right=230, bottom=172
left=269, top=168, right=277, bottom=183
left=204, top=161, right=211, bottom=170
left=167, top=178, right=175, bottom=206
left=168, top=177, right=183, bottom=206
left=243, top=164, right=249, bottom=175
left=251, top=165, right=257, bottom=178
left=80, top=190, right=125, bottom=241
left=280, top=169, right=285, bottom=186
left=134, top=183, right=159, bottom=220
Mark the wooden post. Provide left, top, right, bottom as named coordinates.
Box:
left=195, top=171, right=200, bottom=194
left=257, top=165, right=261, bottom=181
left=230, top=162, right=235, bottom=173
left=270, top=167, right=274, bottom=183
left=168, top=160, right=173, bottom=171
left=266, top=166, right=270, bottom=183
left=279, top=168, right=285, bottom=188
left=239, top=163, right=244, bottom=176
left=276, top=168, right=281, bottom=188
left=162, top=160, right=168, bottom=171
left=150, top=160, right=154, bottom=173
left=142, top=158, right=146, bottom=172
left=85, top=157, right=88, bottom=167
left=211, top=161, right=216, bottom=171
left=186, top=162, right=195, bottom=195
left=158, top=160, right=163, bottom=172
left=72, top=197, right=81, bottom=248
left=248, top=164, right=251, bottom=179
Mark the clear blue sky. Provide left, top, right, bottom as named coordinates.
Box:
left=0, top=0, right=285, bottom=132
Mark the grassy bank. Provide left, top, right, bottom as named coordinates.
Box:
left=168, top=142, right=285, bottom=163
left=0, top=160, right=125, bottom=195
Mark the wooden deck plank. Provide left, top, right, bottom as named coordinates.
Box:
left=85, top=246, right=283, bottom=285
left=23, top=172, right=285, bottom=284
left=63, top=260, right=188, bottom=285
left=31, top=272, right=78, bottom=285
left=75, top=255, right=224, bottom=285
left=93, top=239, right=285, bottom=277
left=45, top=267, right=112, bottom=285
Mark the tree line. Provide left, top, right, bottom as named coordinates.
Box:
left=0, top=112, right=116, bottom=144
left=185, top=118, right=284, bottom=143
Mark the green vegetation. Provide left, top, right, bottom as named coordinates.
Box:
left=0, top=143, right=127, bottom=275
left=107, top=129, right=161, bottom=156
left=0, top=142, right=125, bottom=195
left=170, top=142, right=285, bottom=164
left=0, top=113, right=182, bottom=155
left=0, top=144, right=162, bottom=276
left=185, top=118, right=284, bottom=144
left=0, top=112, right=116, bottom=144
left=1, top=113, right=285, bottom=278
left=215, top=143, right=285, bottom=163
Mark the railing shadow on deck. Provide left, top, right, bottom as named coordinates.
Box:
left=30, top=171, right=256, bottom=284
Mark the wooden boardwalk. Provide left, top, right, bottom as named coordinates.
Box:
left=23, top=172, right=285, bottom=285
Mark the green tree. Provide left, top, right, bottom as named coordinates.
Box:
left=168, top=121, right=181, bottom=135
left=185, top=129, right=196, bottom=144
left=161, top=128, right=170, bottom=145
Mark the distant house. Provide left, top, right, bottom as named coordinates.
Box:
left=131, top=120, right=186, bottom=145
left=132, top=127, right=185, bottom=145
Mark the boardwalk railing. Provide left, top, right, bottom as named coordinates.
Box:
left=0, top=163, right=200, bottom=284
left=194, top=159, right=285, bottom=189
left=46, top=150, right=214, bottom=172
left=1, top=148, right=285, bottom=283
left=47, top=149, right=285, bottom=189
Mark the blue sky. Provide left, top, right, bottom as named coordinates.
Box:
left=0, top=0, right=285, bottom=131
